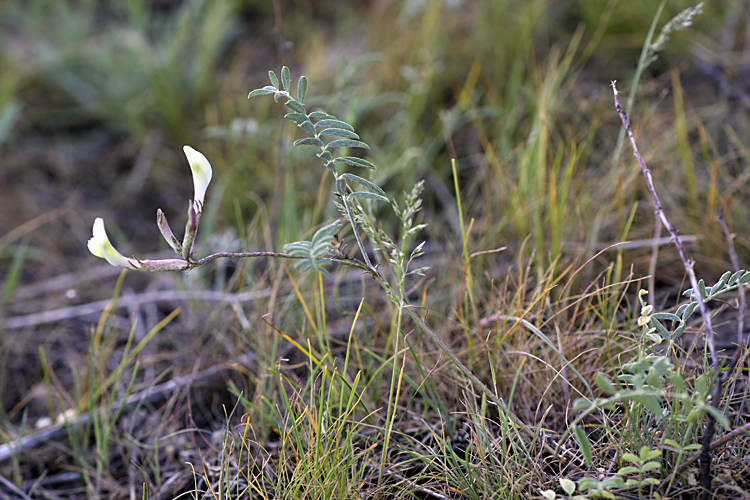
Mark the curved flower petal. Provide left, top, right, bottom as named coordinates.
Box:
left=183, top=145, right=213, bottom=206
left=87, top=218, right=140, bottom=269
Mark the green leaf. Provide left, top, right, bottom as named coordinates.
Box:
left=715, top=271, right=731, bottom=290
left=595, top=372, right=617, bottom=395
left=698, top=279, right=707, bottom=298
left=621, top=453, right=639, bottom=464
left=705, top=405, right=731, bottom=429
left=341, top=173, right=386, bottom=196
left=268, top=70, right=279, bottom=88
left=618, top=466, right=640, bottom=475
left=327, top=139, right=370, bottom=149
left=728, top=270, right=744, bottom=286
left=319, top=128, right=360, bottom=139
left=651, top=318, right=671, bottom=340
left=540, top=490, right=556, bottom=500
left=673, top=323, right=687, bottom=341
left=634, top=395, right=663, bottom=417
left=285, top=112, right=309, bottom=123
left=681, top=302, right=698, bottom=321
left=297, top=76, right=308, bottom=103
left=281, top=66, right=291, bottom=91
left=317, top=151, right=333, bottom=161
left=283, top=241, right=312, bottom=256
left=349, top=192, right=389, bottom=203
left=286, top=100, right=306, bottom=114
left=601, top=477, right=626, bottom=489
left=248, top=86, right=277, bottom=98
left=573, top=425, right=593, bottom=467
left=283, top=221, right=341, bottom=277
left=576, top=478, right=601, bottom=491
left=669, top=373, right=687, bottom=393
left=641, top=461, right=662, bottom=472
left=651, top=312, right=680, bottom=323
left=663, top=439, right=680, bottom=449
left=299, top=120, right=316, bottom=135
left=310, top=222, right=341, bottom=258
left=274, top=92, right=285, bottom=102
left=334, top=156, right=376, bottom=169
left=309, top=111, right=335, bottom=120
left=571, top=398, right=592, bottom=412
left=294, top=137, right=324, bottom=147
left=314, top=119, right=354, bottom=131
left=578, top=477, right=602, bottom=491
left=560, top=478, right=576, bottom=496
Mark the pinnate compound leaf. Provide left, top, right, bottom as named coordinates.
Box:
left=268, top=70, right=279, bottom=88
left=294, top=137, right=324, bottom=147
left=314, top=119, right=354, bottom=131
left=341, top=173, right=386, bottom=196
left=281, top=66, right=291, bottom=91
left=248, top=86, right=276, bottom=98
left=349, top=192, right=389, bottom=203
left=283, top=241, right=312, bottom=257
left=319, top=128, right=360, bottom=139
left=286, top=100, right=306, bottom=114
left=283, top=221, right=340, bottom=277
left=297, top=76, right=308, bottom=103
left=285, top=112, right=309, bottom=123
left=311, top=220, right=341, bottom=255
left=335, top=156, right=376, bottom=169
left=327, top=139, right=369, bottom=149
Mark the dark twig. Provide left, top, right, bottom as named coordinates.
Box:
left=611, top=81, right=721, bottom=499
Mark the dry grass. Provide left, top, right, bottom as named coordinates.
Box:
left=2, top=1, right=750, bottom=499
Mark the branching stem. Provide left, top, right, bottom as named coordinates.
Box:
left=612, top=81, right=721, bottom=498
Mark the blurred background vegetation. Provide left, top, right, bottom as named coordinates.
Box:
left=1, top=0, right=749, bottom=498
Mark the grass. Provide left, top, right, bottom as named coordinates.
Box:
left=1, top=0, right=750, bottom=499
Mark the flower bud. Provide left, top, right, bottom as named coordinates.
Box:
left=157, top=208, right=183, bottom=255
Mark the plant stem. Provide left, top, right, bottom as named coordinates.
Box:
left=612, top=80, right=720, bottom=498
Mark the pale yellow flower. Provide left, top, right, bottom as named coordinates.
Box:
left=87, top=218, right=140, bottom=269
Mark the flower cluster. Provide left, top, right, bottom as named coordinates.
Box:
left=87, top=146, right=213, bottom=272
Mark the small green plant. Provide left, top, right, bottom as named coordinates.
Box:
left=559, top=271, right=747, bottom=498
